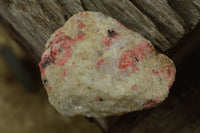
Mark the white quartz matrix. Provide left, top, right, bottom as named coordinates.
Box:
left=39, top=11, right=176, bottom=117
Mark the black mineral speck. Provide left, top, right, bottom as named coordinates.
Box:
left=58, top=47, right=62, bottom=52
left=134, top=56, right=139, bottom=62
left=41, top=57, right=55, bottom=68
left=99, top=98, right=104, bottom=102
left=42, top=59, right=51, bottom=68
left=43, top=79, right=47, bottom=84
left=108, top=30, right=116, bottom=38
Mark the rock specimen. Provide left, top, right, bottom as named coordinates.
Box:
left=39, top=11, right=176, bottom=117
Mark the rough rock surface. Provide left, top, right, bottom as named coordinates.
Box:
left=39, top=11, right=176, bottom=117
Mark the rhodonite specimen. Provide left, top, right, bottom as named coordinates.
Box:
left=39, top=11, right=176, bottom=117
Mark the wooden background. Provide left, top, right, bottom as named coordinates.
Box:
left=0, top=0, right=200, bottom=132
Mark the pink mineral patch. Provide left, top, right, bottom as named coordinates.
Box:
left=49, top=85, right=53, bottom=91
left=39, top=32, right=85, bottom=75
left=73, top=34, right=85, bottom=41
left=143, top=99, right=158, bottom=109
left=54, top=58, right=69, bottom=66
left=152, top=69, right=160, bottom=74
left=161, top=65, right=176, bottom=88
left=61, top=70, right=67, bottom=80
left=102, top=32, right=119, bottom=47
left=50, top=46, right=59, bottom=59
left=162, top=65, right=175, bottom=79
left=102, top=37, right=112, bottom=47
left=97, top=58, right=104, bottom=66
left=118, top=49, right=139, bottom=73
left=77, top=19, right=85, bottom=29
left=118, top=40, right=153, bottom=73
left=132, top=40, right=153, bottom=61
left=131, top=84, right=137, bottom=90
left=81, top=57, right=86, bottom=60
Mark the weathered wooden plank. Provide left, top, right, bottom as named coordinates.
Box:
left=56, top=0, right=84, bottom=15
left=168, top=0, right=200, bottom=30
left=0, top=0, right=64, bottom=57
left=193, top=0, right=200, bottom=10
left=130, top=0, right=185, bottom=45
left=1, top=0, right=199, bottom=61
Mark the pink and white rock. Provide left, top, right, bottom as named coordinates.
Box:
left=39, top=11, right=176, bottom=117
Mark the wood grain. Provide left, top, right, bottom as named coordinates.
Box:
left=0, top=0, right=199, bottom=60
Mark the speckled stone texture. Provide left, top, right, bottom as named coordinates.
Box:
left=39, top=11, right=176, bottom=117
